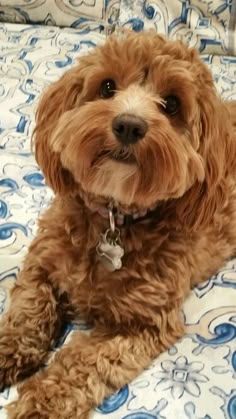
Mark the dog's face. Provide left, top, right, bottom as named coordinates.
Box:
left=35, top=32, right=233, bottom=225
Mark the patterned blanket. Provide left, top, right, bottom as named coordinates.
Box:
left=0, top=23, right=236, bottom=419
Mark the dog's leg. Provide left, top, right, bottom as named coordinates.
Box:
left=7, top=307, right=183, bottom=419
left=0, top=263, right=60, bottom=389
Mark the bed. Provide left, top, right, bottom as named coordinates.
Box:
left=0, top=1, right=236, bottom=418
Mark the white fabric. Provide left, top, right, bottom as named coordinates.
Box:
left=0, top=23, right=236, bottom=419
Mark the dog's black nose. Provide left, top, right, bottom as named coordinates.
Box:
left=112, top=114, right=148, bottom=145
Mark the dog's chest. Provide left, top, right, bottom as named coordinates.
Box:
left=64, top=247, right=132, bottom=322
left=63, top=225, right=170, bottom=324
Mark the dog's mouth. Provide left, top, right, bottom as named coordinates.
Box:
left=96, top=148, right=136, bottom=165
left=111, top=148, right=136, bottom=164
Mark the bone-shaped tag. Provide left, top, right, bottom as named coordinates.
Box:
left=96, top=234, right=124, bottom=272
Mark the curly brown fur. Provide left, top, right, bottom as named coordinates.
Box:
left=1, top=32, right=236, bottom=418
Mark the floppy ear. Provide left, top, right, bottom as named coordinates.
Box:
left=33, top=67, right=83, bottom=194
left=175, top=87, right=236, bottom=230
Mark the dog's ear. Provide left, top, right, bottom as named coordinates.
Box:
left=176, top=87, right=236, bottom=230
left=33, top=67, right=83, bottom=194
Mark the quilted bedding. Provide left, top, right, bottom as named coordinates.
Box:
left=0, top=22, right=236, bottom=419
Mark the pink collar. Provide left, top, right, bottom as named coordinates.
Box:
left=95, top=207, right=149, bottom=226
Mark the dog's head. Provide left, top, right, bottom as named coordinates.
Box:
left=34, top=32, right=235, bottom=229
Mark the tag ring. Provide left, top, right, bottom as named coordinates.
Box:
left=109, top=208, right=115, bottom=233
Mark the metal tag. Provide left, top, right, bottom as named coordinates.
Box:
left=96, top=229, right=124, bottom=272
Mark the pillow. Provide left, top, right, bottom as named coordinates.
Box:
left=0, top=0, right=120, bottom=31
left=117, top=0, right=235, bottom=55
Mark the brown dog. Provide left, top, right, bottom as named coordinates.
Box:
left=1, top=31, right=236, bottom=418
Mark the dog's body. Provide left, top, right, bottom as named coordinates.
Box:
left=1, top=32, right=236, bottom=418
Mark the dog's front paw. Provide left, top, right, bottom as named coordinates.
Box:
left=0, top=332, right=42, bottom=390
left=7, top=399, right=46, bottom=419
left=7, top=373, right=91, bottom=419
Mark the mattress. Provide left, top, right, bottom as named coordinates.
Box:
left=0, top=23, right=236, bottom=419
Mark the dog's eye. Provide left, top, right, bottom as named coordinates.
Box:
left=163, top=95, right=180, bottom=116
left=100, top=79, right=116, bottom=99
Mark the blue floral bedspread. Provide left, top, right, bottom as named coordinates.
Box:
left=0, top=23, right=236, bottom=419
